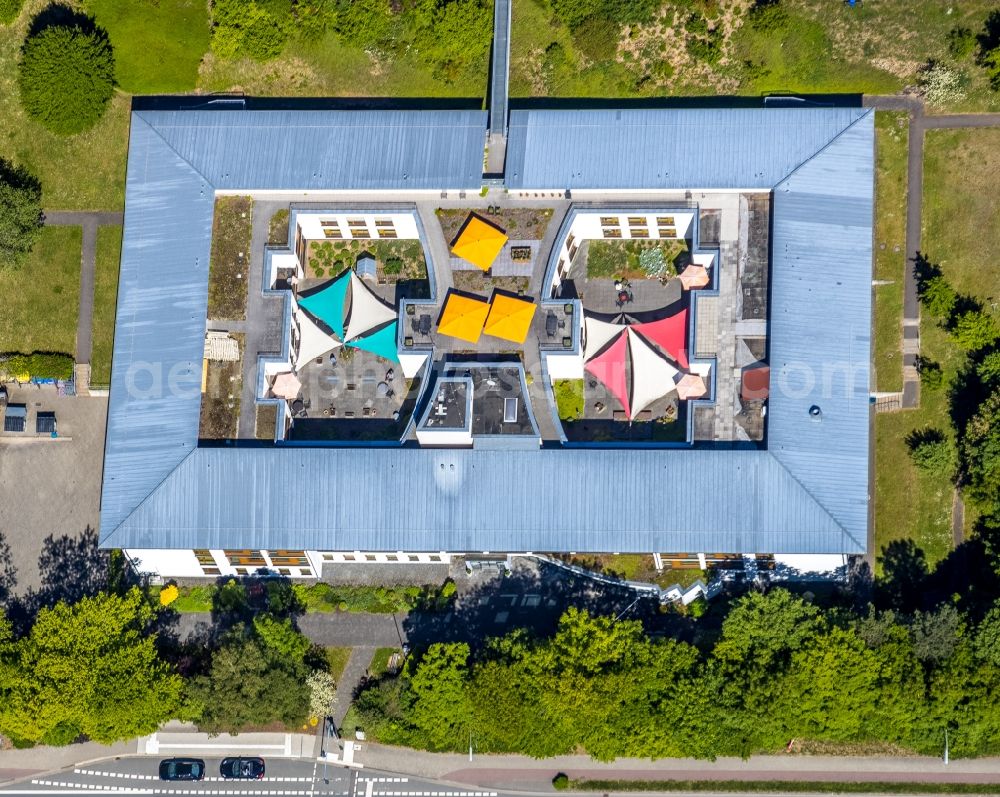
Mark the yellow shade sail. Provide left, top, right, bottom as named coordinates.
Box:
left=438, top=293, right=490, bottom=343
left=451, top=215, right=508, bottom=272
left=484, top=293, right=537, bottom=344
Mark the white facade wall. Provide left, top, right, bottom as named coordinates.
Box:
left=296, top=212, right=420, bottom=242
left=124, top=548, right=204, bottom=578
left=544, top=350, right=584, bottom=380
left=415, top=428, right=473, bottom=447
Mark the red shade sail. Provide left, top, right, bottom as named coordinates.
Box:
left=584, top=330, right=630, bottom=418
left=633, top=309, right=689, bottom=369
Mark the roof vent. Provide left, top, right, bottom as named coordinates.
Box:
left=808, top=404, right=822, bottom=421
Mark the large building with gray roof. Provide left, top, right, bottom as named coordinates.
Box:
left=100, top=102, right=874, bottom=581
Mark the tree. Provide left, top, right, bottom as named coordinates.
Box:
left=404, top=642, right=471, bottom=750
left=919, top=275, right=957, bottom=321
left=978, top=351, right=1000, bottom=386
left=0, top=158, right=42, bottom=269
left=974, top=602, right=1000, bottom=666
left=911, top=604, right=964, bottom=664
left=17, top=14, right=115, bottom=135
left=917, top=357, right=945, bottom=391
left=188, top=637, right=310, bottom=733
left=952, top=309, right=1000, bottom=352
left=962, top=390, right=1000, bottom=513
left=948, top=26, right=976, bottom=59
left=0, top=589, right=182, bottom=745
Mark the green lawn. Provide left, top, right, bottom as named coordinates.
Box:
left=872, top=112, right=908, bottom=393
left=369, top=647, right=401, bottom=678
left=0, top=226, right=82, bottom=356
left=326, top=647, right=352, bottom=683
left=552, top=379, right=584, bottom=421
left=90, top=225, right=121, bottom=386
left=874, top=319, right=958, bottom=567
left=84, top=0, right=210, bottom=93
left=923, top=129, right=1000, bottom=303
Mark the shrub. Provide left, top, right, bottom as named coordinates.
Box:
left=0, top=159, right=43, bottom=269
left=639, top=246, right=669, bottom=279
left=948, top=26, right=976, bottom=59
left=919, top=275, right=956, bottom=320
left=917, top=358, right=945, bottom=391
left=553, top=774, right=569, bottom=791
left=0, top=352, right=74, bottom=379
left=962, top=390, right=1000, bottom=513
left=749, top=0, right=788, bottom=33
left=918, top=62, right=967, bottom=105
left=906, top=428, right=955, bottom=475
left=383, top=257, right=403, bottom=276
left=211, top=0, right=289, bottom=62
left=307, top=669, right=338, bottom=718
left=571, top=15, right=618, bottom=62
left=0, top=0, right=24, bottom=24
left=293, top=0, right=335, bottom=40
left=17, top=9, right=116, bottom=135
left=686, top=29, right=723, bottom=65
left=952, top=309, right=1000, bottom=352
left=158, top=584, right=179, bottom=606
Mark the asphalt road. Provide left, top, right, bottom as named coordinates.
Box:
left=0, top=759, right=503, bottom=797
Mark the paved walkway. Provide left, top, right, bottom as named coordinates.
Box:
left=42, top=211, right=123, bottom=367
left=174, top=611, right=408, bottom=647
left=333, top=646, right=376, bottom=729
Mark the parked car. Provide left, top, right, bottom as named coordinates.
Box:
left=158, top=758, right=205, bottom=781
left=220, top=756, right=265, bottom=780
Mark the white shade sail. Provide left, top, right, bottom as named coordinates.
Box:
left=294, top=302, right=341, bottom=371
left=584, top=315, right=626, bottom=362
left=344, top=272, right=397, bottom=342
left=627, top=328, right=679, bottom=419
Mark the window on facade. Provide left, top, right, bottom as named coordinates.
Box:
left=195, top=549, right=219, bottom=576
left=429, top=555, right=441, bottom=562
left=386, top=554, right=398, bottom=561
left=630, top=228, right=649, bottom=238
left=627, top=216, right=646, bottom=226
left=565, top=233, right=575, bottom=252
left=323, top=228, right=343, bottom=239
left=660, top=553, right=701, bottom=569
left=343, top=554, right=356, bottom=561
left=268, top=550, right=309, bottom=567
left=365, top=554, right=377, bottom=562
left=376, top=228, right=397, bottom=239
left=658, top=227, right=676, bottom=238
left=224, top=549, right=266, bottom=567
left=278, top=568, right=291, bottom=575
left=568, top=244, right=578, bottom=260
left=408, top=554, right=420, bottom=562
left=656, top=216, right=675, bottom=226
left=602, top=228, right=622, bottom=239
left=375, top=219, right=394, bottom=227
left=599, top=216, right=618, bottom=226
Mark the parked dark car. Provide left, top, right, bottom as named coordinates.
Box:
left=158, top=758, right=205, bottom=781
left=220, top=756, right=265, bottom=780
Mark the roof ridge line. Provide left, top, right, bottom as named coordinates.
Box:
left=100, top=446, right=199, bottom=545
left=771, top=108, right=873, bottom=190
left=765, top=449, right=865, bottom=550
left=133, top=111, right=216, bottom=186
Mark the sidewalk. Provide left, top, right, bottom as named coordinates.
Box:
left=0, top=739, right=135, bottom=784
left=357, top=744, right=1000, bottom=790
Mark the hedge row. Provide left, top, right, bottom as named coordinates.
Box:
left=1, top=352, right=74, bottom=379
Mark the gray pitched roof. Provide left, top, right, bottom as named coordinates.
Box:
left=101, top=107, right=873, bottom=555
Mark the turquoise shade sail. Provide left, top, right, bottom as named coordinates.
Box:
left=298, top=268, right=350, bottom=339
left=345, top=321, right=399, bottom=363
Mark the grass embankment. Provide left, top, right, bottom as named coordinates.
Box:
left=510, top=0, right=1000, bottom=107
left=0, top=226, right=81, bottom=356
left=562, top=780, right=1000, bottom=794
left=875, top=127, right=1000, bottom=564
left=90, top=225, right=122, bottom=386
left=873, top=112, right=907, bottom=394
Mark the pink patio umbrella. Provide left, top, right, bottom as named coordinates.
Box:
left=676, top=373, right=708, bottom=400
left=678, top=265, right=710, bottom=290
left=271, top=371, right=302, bottom=400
